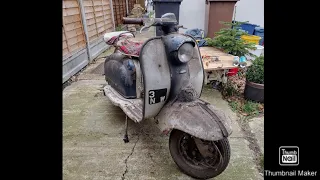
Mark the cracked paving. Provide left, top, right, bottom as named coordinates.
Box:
left=122, top=134, right=140, bottom=180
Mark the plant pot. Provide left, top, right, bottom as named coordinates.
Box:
left=244, top=81, right=264, bottom=103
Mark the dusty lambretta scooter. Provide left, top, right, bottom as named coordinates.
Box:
left=103, top=13, right=233, bottom=179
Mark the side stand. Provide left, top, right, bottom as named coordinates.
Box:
left=123, top=115, right=129, bottom=143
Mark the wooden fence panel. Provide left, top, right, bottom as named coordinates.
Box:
left=112, top=0, right=127, bottom=27
left=63, top=0, right=115, bottom=83
left=83, top=0, right=114, bottom=42
left=112, top=0, right=142, bottom=27
left=128, top=0, right=135, bottom=13
left=63, top=0, right=87, bottom=57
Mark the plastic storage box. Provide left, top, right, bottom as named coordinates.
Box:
left=239, top=23, right=259, bottom=35
left=241, top=35, right=261, bottom=45
left=254, top=27, right=264, bottom=45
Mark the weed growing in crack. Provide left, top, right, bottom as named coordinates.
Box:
left=260, top=154, right=264, bottom=170
left=239, top=120, right=264, bottom=174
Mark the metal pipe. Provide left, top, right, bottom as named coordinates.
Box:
left=77, top=0, right=92, bottom=62
left=126, top=0, right=129, bottom=16
left=109, top=0, right=116, bottom=31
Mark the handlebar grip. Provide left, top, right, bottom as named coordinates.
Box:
left=122, top=18, right=144, bottom=25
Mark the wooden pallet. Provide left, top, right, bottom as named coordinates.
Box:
left=199, top=46, right=251, bottom=71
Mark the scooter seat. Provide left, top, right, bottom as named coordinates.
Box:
left=103, top=31, right=134, bottom=45
left=118, top=39, right=143, bottom=56
left=104, top=31, right=143, bottom=56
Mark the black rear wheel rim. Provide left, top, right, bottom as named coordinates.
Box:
left=177, top=132, right=222, bottom=170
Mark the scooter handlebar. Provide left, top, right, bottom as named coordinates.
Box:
left=122, top=17, right=177, bottom=26
left=122, top=18, right=144, bottom=25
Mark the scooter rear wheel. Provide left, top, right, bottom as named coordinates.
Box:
left=169, top=129, right=230, bottom=179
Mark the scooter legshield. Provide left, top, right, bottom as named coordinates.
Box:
left=139, top=37, right=171, bottom=119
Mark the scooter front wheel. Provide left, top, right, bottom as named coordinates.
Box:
left=169, top=129, right=231, bottom=179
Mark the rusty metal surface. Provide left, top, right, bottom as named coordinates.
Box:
left=155, top=98, right=233, bottom=141
left=104, top=84, right=143, bottom=122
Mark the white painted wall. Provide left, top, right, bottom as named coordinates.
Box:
left=179, top=0, right=206, bottom=33
left=233, top=0, right=264, bottom=27
left=178, top=0, right=264, bottom=34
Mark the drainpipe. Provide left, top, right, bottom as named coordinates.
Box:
left=109, top=0, right=116, bottom=31
left=126, top=0, right=129, bottom=16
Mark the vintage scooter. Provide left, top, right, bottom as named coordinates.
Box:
left=103, top=13, right=233, bottom=179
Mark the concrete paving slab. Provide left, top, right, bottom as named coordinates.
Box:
left=249, top=117, right=264, bottom=153
left=63, top=80, right=261, bottom=180
left=201, top=87, right=243, bottom=138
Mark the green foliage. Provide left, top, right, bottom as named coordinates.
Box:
left=246, top=55, right=264, bottom=84
left=148, top=11, right=155, bottom=18
left=230, top=101, right=239, bottom=111
left=115, top=24, right=123, bottom=31
left=205, top=21, right=256, bottom=57
left=242, top=101, right=260, bottom=115
left=229, top=99, right=261, bottom=116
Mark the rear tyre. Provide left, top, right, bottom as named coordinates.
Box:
left=169, top=129, right=231, bottom=179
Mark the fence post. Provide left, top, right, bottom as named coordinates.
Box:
left=109, top=0, right=116, bottom=30
left=126, top=0, right=129, bottom=16
left=77, top=0, right=92, bottom=62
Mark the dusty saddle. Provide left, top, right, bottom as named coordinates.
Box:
left=103, top=31, right=144, bottom=57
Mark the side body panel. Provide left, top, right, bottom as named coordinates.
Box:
left=139, top=37, right=171, bottom=119
left=104, top=52, right=137, bottom=98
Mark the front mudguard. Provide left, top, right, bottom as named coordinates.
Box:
left=155, top=99, right=233, bottom=141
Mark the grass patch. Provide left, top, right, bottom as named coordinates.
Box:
left=260, top=154, right=264, bottom=169
left=115, top=24, right=124, bottom=31
left=227, top=97, right=263, bottom=117
left=242, top=101, right=260, bottom=115
left=230, top=101, right=239, bottom=111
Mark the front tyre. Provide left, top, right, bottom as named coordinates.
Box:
left=169, top=129, right=231, bottom=179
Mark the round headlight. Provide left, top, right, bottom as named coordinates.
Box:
left=178, top=43, right=194, bottom=63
